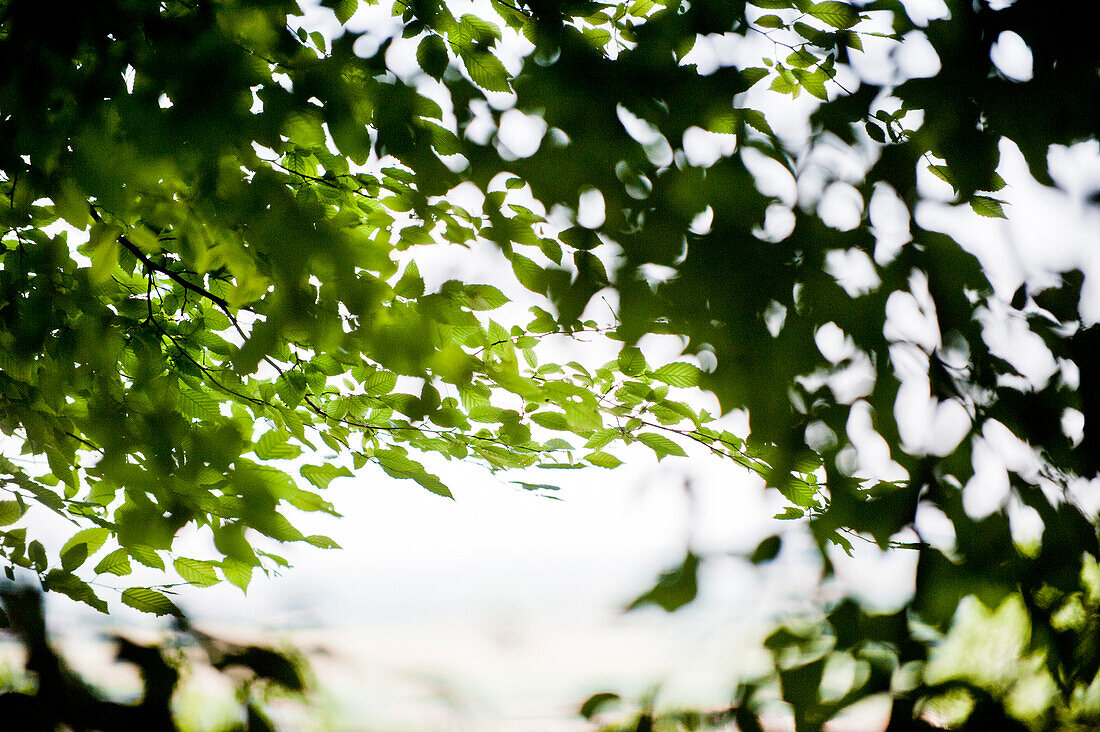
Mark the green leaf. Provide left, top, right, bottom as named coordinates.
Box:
left=122, top=587, right=180, bottom=616
left=304, top=534, right=342, bottom=548
left=585, top=427, right=619, bottom=450
left=300, top=463, right=353, bottom=489
left=94, top=548, right=132, bottom=576
left=806, top=1, right=859, bottom=29
left=363, top=370, right=398, bottom=395
left=222, top=559, right=254, bottom=592
left=461, top=51, right=511, bottom=92
left=651, top=362, right=701, bottom=388
left=511, top=481, right=561, bottom=493
left=839, top=29, right=863, bottom=52
left=970, top=196, right=1007, bottom=218
left=627, top=552, right=699, bottom=612
left=770, top=70, right=800, bottom=96
left=42, top=571, right=108, bottom=613
left=531, top=411, right=571, bottom=430
left=174, top=557, right=221, bottom=587
left=333, top=0, right=357, bottom=24
left=87, top=221, right=122, bottom=284
left=787, top=49, right=818, bottom=68
left=637, top=432, right=688, bottom=460
left=742, top=108, right=775, bottom=136
left=793, top=20, right=833, bottom=46
left=413, top=472, right=454, bottom=499
left=511, top=253, right=548, bottom=294
left=29, top=540, right=47, bottom=571
left=749, top=535, right=782, bottom=563
left=60, top=544, right=89, bottom=572
left=794, top=68, right=829, bottom=100
left=417, top=35, right=450, bottom=80
left=395, top=261, right=425, bottom=298
left=60, top=527, right=111, bottom=571
left=580, top=692, right=621, bottom=719
left=617, top=347, right=647, bottom=377
left=582, top=27, right=612, bottom=48
left=755, top=14, right=786, bottom=28
left=254, top=431, right=302, bottom=460
left=741, top=68, right=770, bottom=89
left=128, top=546, right=165, bottom=570
left=179, top=387, right=221, bottom=420
left=463, top=284, right=509, bottom=310
left=928, top=163, right=954, bottom=187
left=253, top=511, right=305, bottom=542
left=0, top=500, right=25, bottom=526
left=585, top=451, right=622, bottom=468
left=52, top=180, right=90, bottom=230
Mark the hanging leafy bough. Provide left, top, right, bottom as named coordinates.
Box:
left=0, top=0, right=828, bottom=614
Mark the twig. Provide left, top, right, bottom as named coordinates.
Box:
left=90, top=208, right=232, bottom=311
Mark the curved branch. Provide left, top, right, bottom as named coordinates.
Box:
left=89, top=208, right=231, bottom=311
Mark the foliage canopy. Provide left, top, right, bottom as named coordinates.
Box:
left=1, top=0, right=1099, bottom=726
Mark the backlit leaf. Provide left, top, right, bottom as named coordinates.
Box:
left=807, top=1, right=859, bottom=28
left=0, top=501, right=25, bottom=526
left=637, top=432, right=688, bottom=459
left=122, top=587, right=180, bottom=616
left=174, top=557, right=221, bottom=587
left=94, top=548, right=132, bottom=576
left=651, top=362, right=701, bottom=388
left=462, top=51, right=511, bottom=92
left=970, top=196, right=1007, bottom=218
left=254, top=431, right=302, bottom=460
left=333, top=0, right=357, bottom=24
left=417, top=35, right=450, bottom=80
left=299, top=463, right=353, bottom=490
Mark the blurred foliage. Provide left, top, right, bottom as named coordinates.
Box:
left=0, top=584, right=307, bottom=730
left=0, top=0, right=1098, bottom=728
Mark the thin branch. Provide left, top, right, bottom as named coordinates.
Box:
left=90, top=207, right=232, bottom=310
left=143, top=274, right=267, bottom=408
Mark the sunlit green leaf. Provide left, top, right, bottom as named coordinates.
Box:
left=333, top=0, right=357, bottom=24
left=417, top=34, right=450, bottom=80
left=60, top=528, right=111, bottom=571
left=0, top=501, right=25, bottom=527
left=122, top=587, right=180, bottom=617
left=222, top=558, right=254, bottom=592
left=174, top=557, right=221, bottom=587
left=636, top=432, right=688, bottom=460
left=585, top=451, right=622, bottom=468
left=94, top=548, right=132, bottom=577
left=618, top=347, right=647, bottom=377
left=651, top=362, right=701, bottom=388
left=806, top=1, right=859, bottom=28
left=300, top=463, right=353, bottom=490
left=461, top=51, right=511, bottom=92
left=970, top=196, right=1007, bottom=218
left=254, top=431, right=302, bottom=460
